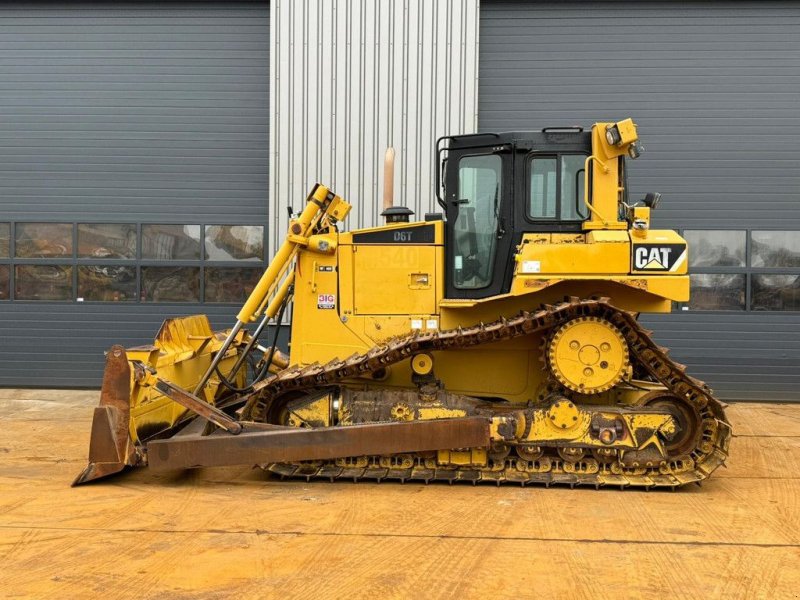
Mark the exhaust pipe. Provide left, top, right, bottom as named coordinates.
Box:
left=381, top=146, right=413, bottom=223
left=383, top=147, right=395, bottom=212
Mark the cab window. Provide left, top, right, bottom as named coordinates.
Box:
left=453, top=154, right=502, bottom=289
left=530, top=157, right=557, bottom=218
left=529, top=154, right=587, bottom=221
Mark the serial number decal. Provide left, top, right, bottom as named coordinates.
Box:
left=632, top=243, right=687, bottom=272
left=352, top=224, right=435, bottom=245
left=317, top=293, right=336, bottom=309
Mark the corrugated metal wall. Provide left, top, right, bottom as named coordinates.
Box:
left=0, top=1, right=269, bottom=387
left=269, top=0, right=479, bottom=253
left=480, top=0, right=800, bottom=401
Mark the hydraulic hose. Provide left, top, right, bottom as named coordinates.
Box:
left=215, top=291, right=292, bottom=394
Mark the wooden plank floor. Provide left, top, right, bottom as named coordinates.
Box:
left=0, top=389, right=798, bottom=599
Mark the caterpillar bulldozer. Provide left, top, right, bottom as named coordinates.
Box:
left=74, top=118, right=731, bottom=489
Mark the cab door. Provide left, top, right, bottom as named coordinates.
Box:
left=444, top=149, right=514, bottom=299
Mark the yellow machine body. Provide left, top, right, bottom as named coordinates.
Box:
left=289, top=220, right=688, bottom=405
left=124, top=315, right=247, bottom=444
left=74, top=119, right=730, bottom=490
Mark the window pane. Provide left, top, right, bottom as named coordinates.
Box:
left=560, top=155, right=588, bottom=221
left=683, top=230, right=745, bottom=268
left=751, top=231, right=800, bottom=268
left=78, top=224, right=136, bottom=259
left=530, top=157, right=557, bottom=218
left=205, top=225, right=264, bottom=261
left=78, top=266, right=136, bottom=302
left=0, top=265, right=8, bottom=300
left=205, top=267, right=261, bottom=303
left=15, top=265, right=73, bottom=300
left=688, top=274, right=744, bottom=310
left=454, top=154, right=502, bottom=289
left=15, top=223, right=73, bottom=258
left=141, top=266, right=199, bottom=302
left=141, top=225, right=201, bottom=260
left=0, top=223, right=9, bottom=258
left=752, top=274, right=800, bottom=311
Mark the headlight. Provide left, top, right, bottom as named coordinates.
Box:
left=605, top=124, right=622, bottom=146
left=627, top=141, right=643, bottom=159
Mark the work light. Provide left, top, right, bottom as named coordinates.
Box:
left=605, top=124, right=622, bottom=146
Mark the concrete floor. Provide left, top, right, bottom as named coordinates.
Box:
left=0, top=389, right=798, bottom=599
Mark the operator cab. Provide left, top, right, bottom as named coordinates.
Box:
left=437, top=128, right=628, bottom=299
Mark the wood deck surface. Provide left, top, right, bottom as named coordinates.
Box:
left=0, top=389, right=798, bottom=599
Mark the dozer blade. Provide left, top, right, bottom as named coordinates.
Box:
left=72, top=345, right=140, bottom=486
left=73, top=314, right=251, bottom=486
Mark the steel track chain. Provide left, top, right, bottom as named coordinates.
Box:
left=242, top=297, right=731, bottom=489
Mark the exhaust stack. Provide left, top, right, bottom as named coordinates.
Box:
left=381, top=146, right=413, bottom=223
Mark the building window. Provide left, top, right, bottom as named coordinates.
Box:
left=15, top=223, right=73, bottom=258
left=683, top=230, right=746, bottom=311
left=751, top=231, right=800, bottom=268
left=78, top=265, right=137, bottom=302
left=2, top=221, right=267, bottom=304
left=685, top=230, right=745, bottom=268
left=142, top=224, right=201, bottom=260
left=0, top=224, right=8, bottom=300
left=15, top=265, right=73, bottom=301
left=751, top=274, right=800, bottom=311
left=0, top=265, right=9, bottom=300
left=0, top=223, right=9, bottom=258
left=750, top=230, right=800, bottom=311
left=141, top=266, right=200, bottom=302
left=205, top=225, right=264, bottom=261
left=688, top=273, right=745, bottom=311
left=681, top=229, right=800, bottom=312
left=205, top=267, right=262, bottom=303
left=78, top=224, right=137, bottom=259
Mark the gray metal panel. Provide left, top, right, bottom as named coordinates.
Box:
left=480, top=0, right=800, bottom=401
left=0, top=1, right=269, bottom=223
left=0, top=303, right=246, bottom=387
left=269, top=0, right=479, bottom=253
left=641, top=313, right=800, bottom=402
left=0, top=2, right=269, bottom=387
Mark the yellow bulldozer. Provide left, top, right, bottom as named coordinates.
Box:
left=74, top=118, right=730, bottom=489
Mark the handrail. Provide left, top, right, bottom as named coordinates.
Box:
left=583, top=155, right=611, bottom=225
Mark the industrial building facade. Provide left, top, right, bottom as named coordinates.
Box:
left=1, top=0, right=798, bottom=401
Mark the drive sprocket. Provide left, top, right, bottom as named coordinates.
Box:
left=547, top=316, right=629, bottom=394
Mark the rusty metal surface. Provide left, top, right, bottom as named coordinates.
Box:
left=146, top=417, right=490, bottom=471
left=72, top=346, right=140, bottom=486
left=151, top=376, right=242, bottom=435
